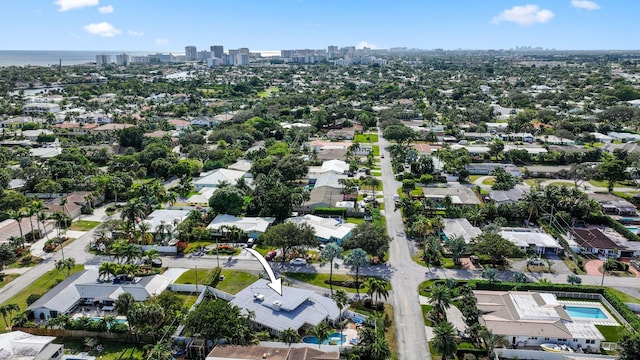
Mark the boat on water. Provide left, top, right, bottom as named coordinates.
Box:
left=540, top=343, right=574, bottom=353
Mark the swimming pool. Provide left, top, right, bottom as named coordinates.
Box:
left=90, top=317, right=127, bottom=324
left=302, top=332, right=347, bottom=345
left=564, top=306, right=607, bottom=319
left=625, top=226, right=639, bottom=234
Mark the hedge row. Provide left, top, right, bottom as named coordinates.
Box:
left=312, top=208, right=347, bottom=217
left=206, top=267, right=223, bottom=288
left=588, top=214, right=640, bottom=242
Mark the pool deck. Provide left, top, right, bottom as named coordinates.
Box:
left=557, top=300, right=619, bottom=326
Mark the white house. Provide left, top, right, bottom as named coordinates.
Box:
left=230, top=279, right=341, bottom=336
left=475, top=290, right=607, bottom=350
left=287, top=214, right=356, bottom=244
left=442, top=218, right=481, bottom=243
left=142, top=209, right=191, bottom=234
left=22, top=129, right=54, bottom=141
left=590, top=132, right=613, bottom=144
left=207, top=214, right=275, bottom=239
left=499, top=228, right=562, bottom=254
left=193, top=168, right=250, bottom=190
left=0, top=331, right=62, bottom=360
left=186, top=187, right=217, bottom=208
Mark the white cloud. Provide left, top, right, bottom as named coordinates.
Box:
left=571, top=0, right=600, bottom=10
left=356, top=41, right=378, bottom=50
left=492, top=4, right=555, bottom=25
left=83, top=22, right=121, bottom=37
left=98, top=5, right=114, bottom=13
left=155, top=38, right=168, bottom=45
left=128, top=30, right=144, bottom=37
left=54, top=0, right=99, bottom=12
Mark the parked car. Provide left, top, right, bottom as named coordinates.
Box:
left=289, top=258, right=307, bottom=266
left=265, top=250, right=277, bottom=261
left=527, top=258, right=545, bottom=266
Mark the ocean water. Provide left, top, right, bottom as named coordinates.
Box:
left=0, top=50, right=149, bottom=67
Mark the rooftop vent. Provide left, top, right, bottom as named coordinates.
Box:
left=254, top=293, right=265, bottom=301
left=273, top=300, right=282, bottom=311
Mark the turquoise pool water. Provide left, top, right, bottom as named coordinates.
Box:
left=626, top=226, right=639, bottom=234
left=302, top=332, right=347, bottom=345
left=90, top=317, right=127, bottom=323
left=564, top=306, right=607, bottom=319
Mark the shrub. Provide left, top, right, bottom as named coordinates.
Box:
left=207, top=267, right=223, bottom=287
left=26, top=293, right=43, bottom=305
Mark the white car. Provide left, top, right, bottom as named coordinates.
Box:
left=289, top=258, right=307, bottom=266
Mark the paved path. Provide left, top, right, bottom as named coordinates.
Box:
left=378, top=131, right=430, bottom=360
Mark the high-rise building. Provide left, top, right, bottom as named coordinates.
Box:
left=116, top=53, right=130, bottom=66
left=95, top=54, right=111, bottom=65
left=185, top=46, right=198, bottom=61
left=211, top=45, right=224, bottom=58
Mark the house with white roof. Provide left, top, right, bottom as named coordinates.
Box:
left=591, top=132, right=613, bottom=144
left=475, top=290, right=606, bottom=350
left=193, top=168, right=250, bottom=190
left=607, top=131, right=640, bottom=142
left=443, top=218, right=481, bottom=244
left=287, top=214, right=356, bottom=244
left=186, top=187, right=217, bottom=208
left=499, top=228, right=562, bottom=254
left=230, top=279, right=341, bottom=336
left=27, top=269, right=172, bottom=320
left=142, top=209, right=191, bottom=234
left=207, top=214, right=275, bottom=239
left=22, top=129, right=54, bottom=141
left=0, top=331, right=62, bottom=360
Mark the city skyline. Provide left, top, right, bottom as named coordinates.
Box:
left=0, top=0, right=637, bottom=51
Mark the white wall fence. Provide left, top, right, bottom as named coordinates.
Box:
left=139, top=245, right=177, bottom=253
left=259, top=341, right=341, bottom=352
left=496, top=348, right=618, bottom=360
left=544, top=291, right=631, bottom=329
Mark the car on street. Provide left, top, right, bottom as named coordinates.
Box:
left=527, top=258, right=545, bottom=266
left=289, top=258, right=307, bottom=266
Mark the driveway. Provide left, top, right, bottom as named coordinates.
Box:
left=585, top=260, right=604, bottom=276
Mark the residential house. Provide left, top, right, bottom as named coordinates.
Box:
left=186, top=187, right=217, bottom=208
left=1, top=117, right=35, bottom=129
left=449, top=144, right=490, bottom=156
left=442, top=218, right=481, bottom=243
left=475, top=290, right=605, bottom=350
left=523, top=165, right=571, bottom=178
left=29, top=142, right=62, bottom=159
left=485, top=122, right=509, bottom=133
left=23, top=103, right=60, bottom=115
left=0, top=217, right=54, bottom=244
left=422, top=186, right=483, bottom=206
left=168, top=119, right=191, bottom=130
left=536, top=135, right=576, bottom=145
left=27, top=269, right=172, bottom=320
left=607, top=132, right=640, bottom=142
left=489, top=187, right=527, bottom=205
left=193, top=169, right=250, bottom=191
left=43, top=191, right=94, bottom=220
left=465, top=163, right=522, bottom=177
left=503, top=144, right=548, bottom=155
left=229, top=279, right=341, bottom=336
left=91, top=123, right=134, bottom=133
left=590, top=132, right=613, bottom=144
left=228, top=159, right=253, bottom=173
left=316, top=147, right=347, bottom=161
left=142, top=209, right=191, bottom=234
left=207, top=214, right=275, bottom=239
left=301, top=187, right=344, bottom=211
left=190, top=116, right=217, bottom=127
left=603, top=142, right=640, bottom=155
left=22, top=129, right=54, bottom=141
left=587, top=193, right=638, bottom=217
left=0, top=331, right=63, bottom=360
left=206, top=346, right=339, bottom=360
left=287, top=214, right=356, bottom=244
left=566, top=228, right=623, bottom=258
left=461, top=132, right=494, bottom=142
left=499, top=228, right=563, bottom=254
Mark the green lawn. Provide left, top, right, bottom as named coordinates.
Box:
left=372, top=145, right=380, bottom=156
left=354, top=133, right=379, bottom=143
left=284, top=273, right=390, bottom=294
left=481, top=177, right=495, bottom=186
left=254, top=245, right=278, bottom=256
left=607, top=288, right=640, bottom=304
left=258, top=86, right=279, bottom=98
left=371, top=171, right=382, bottom=176
left=0, top=274, right=19, bottom=289
left=421, top=304, right=434, bottom=326
left=0, top=265, right=84, bottom=330
left=174, top=268, right=214, bottom=285
left=588, top=179, right=626, bottom=189
left=69, top=220, right=101, bottom=231
left=175, top=292, right=199, bottom=309
left=58, top=339, right=145, bottom=360
left=524, top=178, right=551, bottom=187
left=596, top=325, right=625, bottom=342
left=345, top=218, right=365, bottom=225
left=184, top=241, right=215, bottom=253
left=217, top=270, right=259, bottom=294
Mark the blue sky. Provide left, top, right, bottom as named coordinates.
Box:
left=0, top=0, right=635, bottom=51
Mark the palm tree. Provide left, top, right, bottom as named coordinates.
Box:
left=332, top=289, right=349, bottom=317
left=319, top=242, right=343, bottom=296
left=363, top=176, right=381, bottom=197
left=143, top=248, right=160, bottom=266
left=120, top=200, right=146, bottom=238
left=428, top=284, right=452, bottom=323
left=144, top=341, right=172, bottom=360
left=137, top=221, right=152, bottom=245
left=309, top=322, right=331, bottom=349
left=366, top=278, right=389, bottom=306
left=155, top=221, right=174, bottom=245
left=481, top=327, right=509, bottom=358
left=278, top=328, right=301, bottom=346
left=37, top=211, right=50, bottom=242
left=99, top=261, right=118, bottom=280
left=30, top=200, right=45, bottom=240
left=446, top=236, right=466, bottom=266
left=6, top=209, right=26, bottom=241
left=0, top=305, right=9, bottom=330
left=164, top=191, right=178, bottom=206
left=55, top=257, right=76, bottom=277
left=432, top=321, right=458, bottom=360
left=344, top=248, right=369, bottom=298
left=369, top=337, right=392, bottom=360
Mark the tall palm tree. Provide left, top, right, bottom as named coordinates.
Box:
left=137, top=221, right=152, bottom=245
left=428, top=284, right=452, bottom=323
left=446, top=236, right=466, bottom=266
left=344, top=248, right=369, bottom=298
left=99, top=261, right=117, bottom=280
left=481, top=327, right=509, bottom=358
left=320, top=242, right=344, bottom=296
left=120, top=200, right=146, bottom=238
left=37, top=211, right=50, bottom=242
left=0, top=305, right=9, bottom=330
left=55, top=257, right=76, bottom=277
left=432, top=321, right=458, bottom=360
left=278, top=328, right=301, bottom=346
left=6, top=209, right=26, bottom=240
left=369, top=337, right=392, bottom=360
left=30, top=200, right=46, bottom=240
left=309, top=322, right=331, bottom=349
left=332, top=289, right=349, bottom=317
left=366, top=278, right=389, bottom=306
left=363, top=176, right=381, bottom=197
left=143, top=248, right=159, bottom=265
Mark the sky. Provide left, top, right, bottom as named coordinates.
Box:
left=0, top=0, right=636, bottom=52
